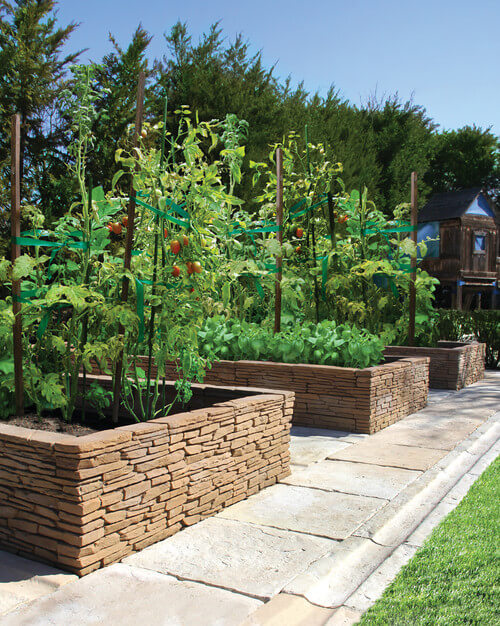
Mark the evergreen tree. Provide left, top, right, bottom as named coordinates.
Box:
left=361, top=96, right=436, bottom=211
left=88, top=25, right=153, bottom=189
left=425, top=125, right=500, bottom=206
left=0, top=0, right=80, bottom=210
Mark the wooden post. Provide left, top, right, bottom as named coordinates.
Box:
left=274, top=147, right=283, bottom=334
left=311, top=221, right=320, bottom=323
left=408, top=171, right=418, bottom=346
left=112, top=72, right=146, bottom=423
left=11, top=114, right=24, bottom=417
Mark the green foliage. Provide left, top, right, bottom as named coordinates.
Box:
left=431, top=309, right=500, bottom=369
left=199, top=316, right=384, bottom=369
left=359, top=458, right=500, bottom=625
left=0, top=0, right=80, bottom=221
left=425, top=125, right=500, bottom=204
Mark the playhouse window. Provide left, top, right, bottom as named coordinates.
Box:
left=474, top=235, right=486, bottom=252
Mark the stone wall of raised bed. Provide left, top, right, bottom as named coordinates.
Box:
left=384, top=341, right=485, bottom=390
left=0, top=378, right=293, bottom=576
left=98, top=356, right=429, bottom=434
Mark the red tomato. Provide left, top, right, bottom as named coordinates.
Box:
left=192, top=261, right=202, bottom=274
left=170, top=240, right=181, bottom=254
left=122, top=215, right=128, bottom=227
left=296, top=245, right=302, bottom=254
left=172, top=265, right=181, bottom=277
left=112, top=222, right=122, bottom=235
left=107, top=223, right=113, bottom=232
left=182, top=235, right=189, bottom=247
left=164, top=227, right=168, bottom=238
left=190, top=287, right=195, bottom=293
left=296, top=227, right=304, bottom=239
left=186, top=261, right=194, bottom=275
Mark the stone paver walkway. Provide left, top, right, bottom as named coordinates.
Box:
left=1, top=371, right=499, bottom=625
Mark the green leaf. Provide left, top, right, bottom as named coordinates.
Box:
left=0, top=259, right=11, bottom=282
left=222, top=282, right=231, bottom=308
left=12, top=255, right=37, bottom=281
left=111, top=170, right=125, bottom=190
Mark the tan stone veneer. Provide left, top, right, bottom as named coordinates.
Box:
left=384, top=341, right=485, bottom=390
left=0, top=377, right=293, bottom=576
left=90, top=356, right=430, bottom=434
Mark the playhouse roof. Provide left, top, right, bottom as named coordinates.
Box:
left=418, top=188, right=488, bottom=223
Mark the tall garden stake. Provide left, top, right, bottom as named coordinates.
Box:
left=11, top=114, right=23, bottom=416
left=408, top=171, right=418, bottom=346
left=305, top=124, right=320, bottom=322
left=274, top=147, right=283, bottom=334
left=146, top=95, right=168, bottom=419
left=112, top=71, right=146, bottom=423
left=80, top=177, right=93, bottom=422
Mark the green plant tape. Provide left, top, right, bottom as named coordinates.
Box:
left=133, top=196, right=190, bottom=230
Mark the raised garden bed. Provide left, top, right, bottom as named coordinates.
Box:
left=384, top=341, right=485, bottom=390
left=88, top=357, right=430, bottom=435
left=0, top=376, right=293, bottom=576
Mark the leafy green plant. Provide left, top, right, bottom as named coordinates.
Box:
left=198, top=316, right=384, bottom=369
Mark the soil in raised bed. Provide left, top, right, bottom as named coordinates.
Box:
left=3, top=381, right=260, bottom=436
left=6, top=413, right=98, bottom=436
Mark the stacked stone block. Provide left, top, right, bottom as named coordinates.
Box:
left=0, top=379, right=293, bottom=576
left=384, top=341, right=485, bottom=390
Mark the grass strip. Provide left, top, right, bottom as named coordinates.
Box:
left=359, top=456, right=500, bottom=625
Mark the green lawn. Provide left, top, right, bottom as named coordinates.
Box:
left=359, top=457, right=500, bottom=625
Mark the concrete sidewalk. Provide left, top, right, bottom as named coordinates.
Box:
left=1, top=372, right=499, bottom=625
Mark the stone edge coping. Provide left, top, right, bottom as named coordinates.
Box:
left=385, top=341, right=485, bottom=356
left=189, top=356, right=430, bottom=376
left=0, top=375, right=293, bottom=453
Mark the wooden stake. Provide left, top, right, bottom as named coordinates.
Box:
left=11, top=114, right=24, bottom=417
left=408, top=171, right=418, bottom=346
left=274, top=147, right=283, bottom=334
left=112, top=72, right=146, bottom=423
left=311, top=221, right=320, bottom=323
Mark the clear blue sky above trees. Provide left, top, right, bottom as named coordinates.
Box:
left=56, top=0, right=500, bottom=135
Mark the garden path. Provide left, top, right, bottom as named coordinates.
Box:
left=0, top=371, right=499, bottom=625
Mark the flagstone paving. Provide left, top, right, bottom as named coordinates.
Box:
left=1, top=371, right=498, bottom=625
left=282, top=459, right=421, bottom=500
left=123, top=517, right=336, bottom=599
left=218, top=483, right=382, bottom=539
left=328, top=440, right=446, bottom=471
left=0, top=563, right=262, bottom=626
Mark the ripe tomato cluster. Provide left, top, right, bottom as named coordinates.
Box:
left=107, top=214, right=129, bottom=235
left=169, top=235, right=203, bottom=277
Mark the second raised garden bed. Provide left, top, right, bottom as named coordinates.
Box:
left=89, top=357, right=430, bottom=435
left=0, top=377, right=293, bottom=576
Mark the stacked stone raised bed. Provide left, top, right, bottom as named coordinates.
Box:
left=0, top=378, right=293, bottom=576
left=384, top=341, right=485, bottom=390
left=94, top=356, right=429, bottom=435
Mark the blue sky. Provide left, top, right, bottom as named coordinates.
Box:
left=56, top=0, right=499, bottom=135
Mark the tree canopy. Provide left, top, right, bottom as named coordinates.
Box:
left=1, top=2, right=498, bottom=240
